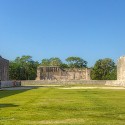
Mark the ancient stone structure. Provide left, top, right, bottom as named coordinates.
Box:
left=36, top=66, right=91, bottom=81
left=117, top=56, right=125, bottom=80
left=0, top=56, right=9, bottom=81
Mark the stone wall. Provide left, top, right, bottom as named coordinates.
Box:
left=106, top=80, right=125, bottom=86
left=36, top=66, right=91, bottom=81
left=0, top=56, right=9, bottom=81
left=1, top=81, right=21, bottom=88
left=21, top=80, right=106, bottom=86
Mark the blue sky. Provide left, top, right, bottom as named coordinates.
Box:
left=0, top=0, right=125, bottom=67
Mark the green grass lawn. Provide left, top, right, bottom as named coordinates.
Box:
left=0, top=85, right=125, bottom=125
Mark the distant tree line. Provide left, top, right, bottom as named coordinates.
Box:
left=9, top=55, right=117, bottom=80
left=41, top=57, right=87, bottom=68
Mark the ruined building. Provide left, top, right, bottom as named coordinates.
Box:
left=0, top=56, right=9, bottom=81
left=36, top=66, right=91, bottom=81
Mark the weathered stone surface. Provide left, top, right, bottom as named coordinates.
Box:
left=0, top=56, right=9, bottom=81
left=22, top=80, right=106, bottom=85
left=106, top=80, right=125, bottom=86
left=117, top=56, right=125, bottom=80
left=36, top=66, right=91, bottom=81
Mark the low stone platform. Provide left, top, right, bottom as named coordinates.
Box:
left=21, top=80, right=107, bottom=86
left=1, top=86, right=35, bottom=90
left=106, top=80, right=125, bottom=86
left=22, top=80, right=125, bottom=87
left=1, top=81, right=21, bottom=88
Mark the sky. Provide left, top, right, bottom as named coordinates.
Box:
left=0, top=0, right=125, bottom=67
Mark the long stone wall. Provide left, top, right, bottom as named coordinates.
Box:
left=21, top=80, right=107, bottom=86
left=21, top=80, right=125, bottom=87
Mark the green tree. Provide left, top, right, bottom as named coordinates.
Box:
left=49, top=57, right=62, bottom=66
left=41, top=59, right=50, bottom=66
left=60, top=63, right=69, bottom=68
left=41, top=57, right=62, bottom=66
left=9, top=55, right=39, bottom=80
left=91, top=58, right=117, bottom=80
left=9, top=61, right=21, bottom=80
left=66, top=56, right=87, bottom=68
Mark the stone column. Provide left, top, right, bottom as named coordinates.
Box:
left=36, top=67, right=41, bottom=80
left=117, top=56, right=125, bottom=80
left=85, top=68, right=91, bottom=80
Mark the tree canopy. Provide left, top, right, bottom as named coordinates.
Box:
left=41, top=57, right=62, bottom=66
left=66, top=56, right=87, bottom=68
left=9, top=55, right=39, bottom=80
left=90, top=58, right=117, bottom=80
left=41, top=59, right=50, bottom=66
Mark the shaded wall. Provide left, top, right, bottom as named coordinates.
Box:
left=1, top=81, right=21, bottom=88
left=0, top=56, right=9, bottom=81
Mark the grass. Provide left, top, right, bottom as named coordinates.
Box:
left=0, top=85, right=125, bottom=125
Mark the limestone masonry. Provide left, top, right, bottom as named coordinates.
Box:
left=36, top=66, right=91, bottom=80
left=117, top=56, right=125, bottom=80
left=0, top=56, right=9, bottom=81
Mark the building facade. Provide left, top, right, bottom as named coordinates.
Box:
left=0, top=56, right=9, bottom=81
left=36, top=66, right=91, bottom=81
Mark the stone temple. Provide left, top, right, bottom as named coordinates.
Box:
left=36, top=66, right=91, bottom=80
left=0, top=56, right=9, bottom=81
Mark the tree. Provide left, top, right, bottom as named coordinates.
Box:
left=41, top=57, right=62, bottom=66
left=66, top=56, right=87, bottom=68
left=9, top=61, right=21, bottom=80
left=91, top=58, right=117, bottom=80
left=49, top=57, right=62, bottom=66
left=60, top=63, right=69, bottom=68
left=41, top=59, right=50, bottom=66
left=9, top=55, right=39, bottom=80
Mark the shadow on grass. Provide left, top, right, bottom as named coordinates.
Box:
left=0, top=86, right=40, bottom=99
left=0, top=103, right=19, bottom=108
left=0, top=85, right=61, bottom=100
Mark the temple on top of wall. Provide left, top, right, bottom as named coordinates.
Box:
left=36, top=66, right=91, bottom=81
left=0, top=56, right=9, bottom=81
